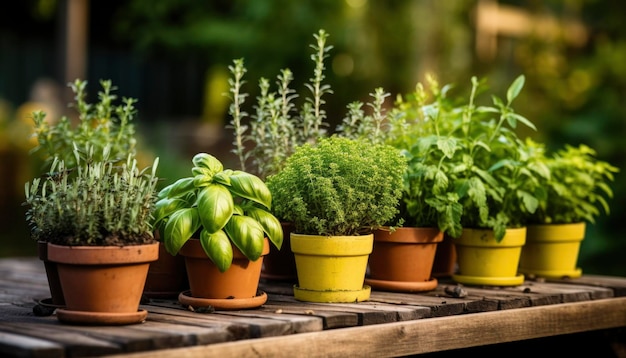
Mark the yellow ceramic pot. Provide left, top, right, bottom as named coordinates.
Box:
left=452, top=227, right=526, bottom=286
left=519, top=222, right=585, bottom=279
left=291, top=233, right=373, bottom=303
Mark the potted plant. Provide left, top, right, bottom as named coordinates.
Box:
left=266, top=135, right=406, bottom=302
left=519, top=141, right=618, bottom=279
left=153, top=153, right=283, bottom=310
left=26, top=79, right=157, bottom=316
left=446, top=75, right=549, bottom=286
left=334, top=85, right=455, bottom=292
left=24, top=145, right=160, bottom=325
left=226, top=29, right=334, bottom=281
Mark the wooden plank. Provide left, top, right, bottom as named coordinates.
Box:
left=0, top=331, right=63, bottom=358
left=107, top=297, right=626, bottom=358
left=216, top=310, right=323, bottom=334
left=548, top=275, right=626, bottom=297
left=258, top=302, right=358, bottom=329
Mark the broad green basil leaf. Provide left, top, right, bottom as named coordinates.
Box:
left=192, top=153, right=223, bottom=174
left=193, top=174, right=212, bottom=188
left=153, top=197, right=188, bottom=225
left=224, top=215, right=265, bottom=262
left=200, top=229, right=233, bottom=272
left=246, top=206, right=283, bottom=250
left=197, top=184, right=233, bottom=233
left=213, top=171, right=232, bottom=186
left=164, top=177, right=195, bottom=198
left=164, top=208, right=200, bottom=255
left=229, top=171, right=272, bottom=209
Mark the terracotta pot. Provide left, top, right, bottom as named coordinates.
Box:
left=519, top=223, right=585, bottom=279
left=291, top=233, right=373, bottom=303
left=261, top=222, right=297, bottom=282
left=452, top=227, right=526, bottom=287
left=366, top=227, right=443, bottom=292
left=143, top=242, right=188, bottom=298
left=431, top=234, right=457, bottom=278
left=178, top=238, right=269, bottom=310
left=37, top=241, right=65, bottom=307
left=48, top=242, right=159, bottom=325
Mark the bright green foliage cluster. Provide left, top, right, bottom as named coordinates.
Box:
left=266, top=136, right=407, bottom=236
left=527, top=142, right=618, bottom=225
left=387, top=75, right=547, bottom=241
left=227, top=29, right=333, bottom=180
left=153, top=153, right=283, bottom=272
left=30, top=79, right=138, bottom=170
left=24, top=146, right=160, bottom=246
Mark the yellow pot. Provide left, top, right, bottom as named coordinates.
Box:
left=291, top=233, right=373, bottom=303
left=452, top=227, right=526, bottom=286
left=519, top=223, right=585, bottom=279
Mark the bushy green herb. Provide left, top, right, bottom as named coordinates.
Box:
left=226, top=29, right=333, bottom=180
left=266, top=136, right=407, bottom=236
left=153, top=153, right=283, bottom=272
left=30, top=79, right=138, bottom=170
left=24, top=145, right=160, bottom=246
left=387, top=75, right=546, bottom=241
left=526, top=142, right=618, bottom=225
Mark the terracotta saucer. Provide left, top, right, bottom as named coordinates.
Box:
left=452, top=273, right=525, bottom=287
left=178, top=290, right=268, bottom=310
left=56, top=309, right=148, bottom=325
left=33, top=298, right=65, bottom=317
left=365, top=277, right=438, bottom=292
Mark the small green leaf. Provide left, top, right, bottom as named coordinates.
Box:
left=200, top=229, right=233, bottom=272
left=508, top=113, right=536, bottom=131
left=436, top=137, right=457, bottom=159
left=224, top=215, right=265, bottom=261
left=506, top=75, right=525, bottom=104
left=197, top=184, right=234, bottom=234
left=164, top=208, right=200, bottom=255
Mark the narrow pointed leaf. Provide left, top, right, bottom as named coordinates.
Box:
left=506, top=75, right=525, bottom=104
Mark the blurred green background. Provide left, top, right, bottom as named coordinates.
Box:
left=0, top=0, right=624, bottom=275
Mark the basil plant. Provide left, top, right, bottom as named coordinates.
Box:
left=153, top=153, right=283, bottom=272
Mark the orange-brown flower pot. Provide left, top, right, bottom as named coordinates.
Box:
left=48, top=242, right=159, bottom=325
left=36, top=241, right=65, bottom=309
left=366, top=227, right=443, bottom=292
left=261, top=222, right=297, bottom=282
left=178, top=238, right=269, bottom=310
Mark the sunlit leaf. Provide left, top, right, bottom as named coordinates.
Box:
left=246, top=206, right=283, bottom=250
left=164, top=208, right=200, bottom=255
left=224, top=215, right=265, bottom=261
left=197, top=184, right=233, bottom=233
left=200, top=229, right=233, bottom=272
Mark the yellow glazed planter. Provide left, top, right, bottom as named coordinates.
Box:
left=452, top=227, right=526, bottom=286
left=291, top=233, right=373, bottom=303
left=519, top=222, right=585, bottom=279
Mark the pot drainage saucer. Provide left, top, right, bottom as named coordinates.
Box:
left=56, top=309, right=148, bottom=325
left=518, top=267, right=582, bottom=279
left=293, top=285, right=371, bottom=303
left=365, top=277, right=438, bottom=292
left=178, top=290, right=268, bottom=310
left=452, top=273, right=525, bottom=287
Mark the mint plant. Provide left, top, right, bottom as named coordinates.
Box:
left=526, top=142, right=618, bottom=225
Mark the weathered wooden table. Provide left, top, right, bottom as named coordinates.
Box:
left=0, top=257, right=625, bottom=357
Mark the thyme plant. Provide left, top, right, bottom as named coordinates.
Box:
left=24, top=145, right=160, bottom=246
